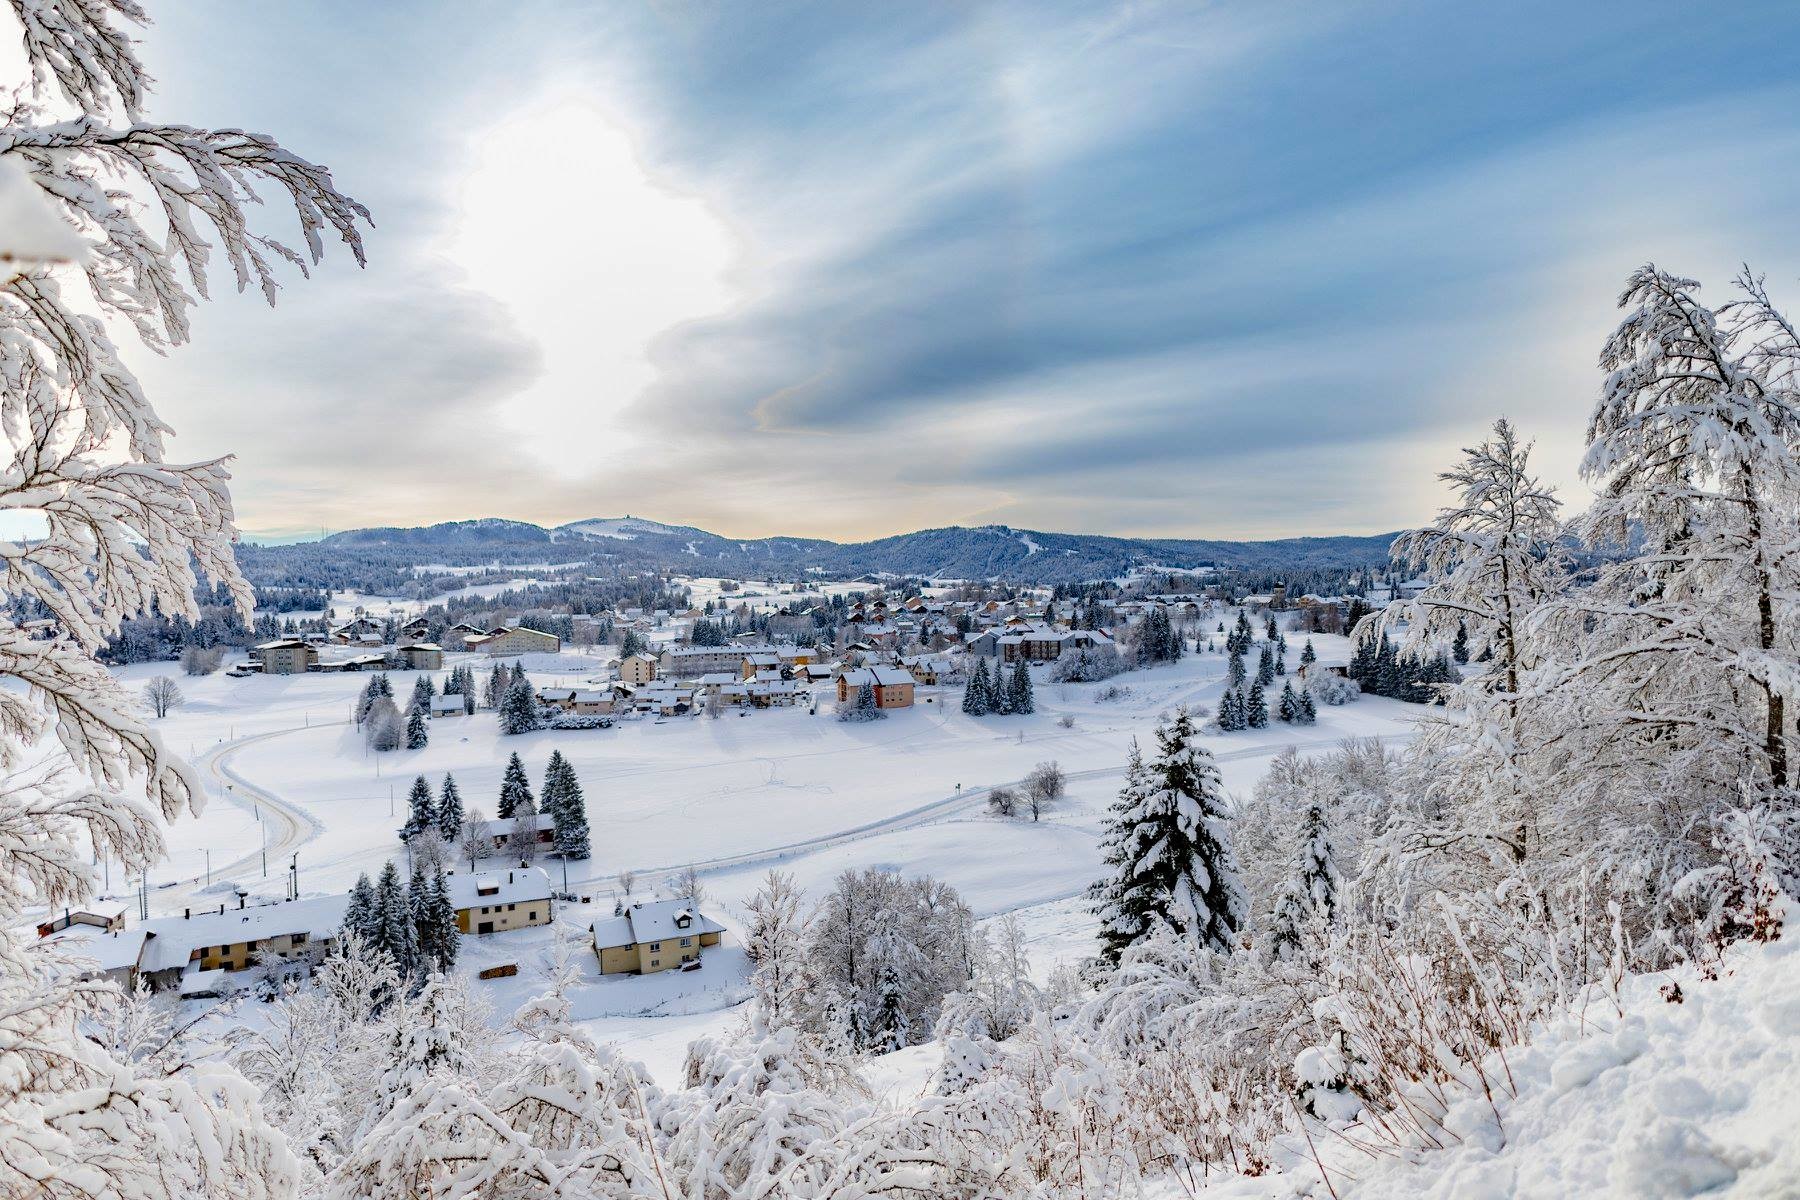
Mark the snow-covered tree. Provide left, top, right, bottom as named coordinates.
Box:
left=435, top=774, right=463, bottom=843
left=499, top=670, right=540, bottom=735
left=1541, top=269, right=1800, bottom=813
left=1093, top=708, right=1245, bottom=963
left=403, top=697, right=428, bottom=750
left=370, top=860, right=416, bottom=978
left=0, top=4, right=367, bottom=1194
left=498, top=751, right=532, bottom=819
left=1007, top=658, right=1035, bottom=714
left=363, top=695, right=401, bottom=752
left=397, top=774, right=435, bottom=845
left=543, top=750, right=590, bottom=859
left=1245, top=680, right=1269, bottom=729
left=412, top=865, right=458, bottom=977
left=742, top=871, right=822, bottom=1034
left=510, top=796, right=541, bottom=863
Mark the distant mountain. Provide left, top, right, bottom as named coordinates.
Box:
left=273, top=515, right=1401, bottom=584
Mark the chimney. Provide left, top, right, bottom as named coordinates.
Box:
left=184, top=908, right=190, bottom=919
left=239, top=894, right=246, bottom=910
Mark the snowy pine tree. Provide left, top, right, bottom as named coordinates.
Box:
left=498, top=752, right=532, bottom=819
left=1008, top=658, right=1035, bottom=714
left=1093, top=708, right=1246, bottom=962
left=499, top=671, right=540, bottom=735
left=544, top=750, right=591, bottom=860
left=398, top=775, right=435, bottom=845
left=436, top=774, right=463, bottom=843
left=1246, top=681, right=1269, bottom=729
left=403, top=699, right=428, bottom=750
left=371, top=861, right=417, bottom=978
left=962, top=658, right=992, bottom=715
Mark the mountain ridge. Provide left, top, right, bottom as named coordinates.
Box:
left=290, top=515, right=1401, bottom=583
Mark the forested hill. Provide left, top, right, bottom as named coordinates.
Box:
left=239, top=515, right=1400, bottom=587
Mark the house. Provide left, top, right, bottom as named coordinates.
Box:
left=900, top=654, right=958, bottom=686
left=590, top=897, right=726, bottom=975
left=330, top=617, right=383, bottom=645
left=37, top=901, right=127, bottom=937
left=740, top=651, right=781, bottom=678
left=399, top=617, right=432, bottom=641
left=618, top=652, right=658, bottom=685
left=445, top=867, right=554, bottom=935
left=447, top=621, right=487, bottom=640
left=797, top=663, right=836, bottom=684
left=468, top=626, right=561, bottom=656
left=254, top=638, right=318, bottom=675
left=569, top=690, right=615, bottom=716
left=471, top=811, right=555, bottom=851
left=537, top=687, right=580, bottom=711
left=836, top=665, right=916, bottom=709
left=746, top=679, right=804, bottom=707
left=429, top=694, right=468, bottom=718
left=396, top=642, right=443, bottom=671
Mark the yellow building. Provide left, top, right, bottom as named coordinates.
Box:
left=591, top=898, right=726, bottom=975
left=618, top=652, right=658, bottom=685
left=468, top=626, right=561, bottom=655
left=448, top=866, right=555, bottom=935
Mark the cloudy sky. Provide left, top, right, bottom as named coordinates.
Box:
left=120, top=1, right=1800, bottom=542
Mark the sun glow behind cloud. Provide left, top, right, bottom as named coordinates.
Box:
left=441, top=94, right=739, bottom=475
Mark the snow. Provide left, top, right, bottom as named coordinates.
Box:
left=1185, top=916, right=1800, bottom=1199
left=112, top=624, right=1415, bottom=1085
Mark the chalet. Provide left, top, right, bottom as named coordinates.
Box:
left=254, top=638, right=318, bottom=675
left=467, top=625, right=561, bottom=656
left=746, top=679, right=804, bottom=706
left=797, top=663, right=837, bottom=684
left=591, top=898, right=726, bottom=975
left=836, top=665, right=916, bottom=709
left=900, top=654, right=958, bottom=686
left=447, top=621, right=487, bottom=639
left=429, top=694, right=468, bottom=718
left=618, top=652, right=658, bottom=685
left=471, top=811, right=555, bottom=851
left=569, top=689, right=615, bottom=716
left=330, top=617, right=384, bottom=644
left=446, top=867, right=554, bottom=935
left=396, top=642, right=444, bottom=671
left=399, top=616, right=432, bottom=641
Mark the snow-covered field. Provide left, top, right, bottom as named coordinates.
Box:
left=116, top=633, right=1418, bottom=1080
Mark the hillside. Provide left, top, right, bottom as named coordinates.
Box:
left=263, top=515, right=1401, bottom=584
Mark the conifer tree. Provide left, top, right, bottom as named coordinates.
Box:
left=436, top=774, right=464, bottom=843
left=1452, top=619, right=1469, bottom=664
left=410, top=863, right=458, bottom=977
left=544, top=750, right=591, bottom=860
left=962, top=659, right=992, bottom=716
left=409, top=673, right=434, bottom=711
left=992, top=661, right=1014, bottom=715
left=500, top=671, right=541, bottom=735
left=399, top=775, right=436, bottom=844
left=371, top=860, right=417, bottom=977
left=1300, top=639, right=1317, bottom=669
left=404, top=698, right=429, bottom=750
left=1297, top=688, right=1318, bottom=725
left=1092, top=708, right=1245, bottom=962
left=1278, top=681, right=1299, bottom=723
left=342, top=873, right=378, bottom=943
left=1217, top=688, right=1237, bottom=730
left=1008, top=659, right=1034, bottom=714
left=499, top=752, right=532, bottom=819
left=1256, top=644, right=1276, bottom=686
left=1227, top=651, right=1247, bottom=690
left=1246, top=681, right=1269, bottom=729
left=485, top=662, right=509, bottom=709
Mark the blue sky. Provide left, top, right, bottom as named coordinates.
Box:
left=121, top=1, right=1800, bottom=540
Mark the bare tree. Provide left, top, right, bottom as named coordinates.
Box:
left=674, top=864, right=707, bottom=906
left=142, top=676, right=183, bottom=719
left=615, top=868, right=637, bottom=903
left=179, top=645, right=222, bottom=676
left=460, top=806, right=490, bottom=870
left=1023, top=760, right=1066, bottom=822
left=987, top=785, right=1018, bottom=818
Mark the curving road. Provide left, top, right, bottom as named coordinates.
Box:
left=198, top=715, right=1414, bottom=911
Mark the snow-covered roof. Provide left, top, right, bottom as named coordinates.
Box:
left=443, top=867, right=552, bottom=911
left=137, top=893, right=353, bottom=962
left=429, top=696, right=465, bottom=714
left=47, top=926, right=147, bottom=974
left=590, top=897, right=726, bottom=950
left=841, top=665, right=915, bottom=687
left=475, top=812, right=555, bottom=838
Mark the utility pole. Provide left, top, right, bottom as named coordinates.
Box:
left=204, top=849, right=211, bottom=887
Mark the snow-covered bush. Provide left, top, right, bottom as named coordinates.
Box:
left=547, top=711, right=610, bottom=730
left=1303, top=670, right=1359, bottom=705
left=1046, top=643, right=1126, bottom=683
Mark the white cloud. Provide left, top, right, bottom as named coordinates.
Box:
left=440, top=93, right=741, bottom=472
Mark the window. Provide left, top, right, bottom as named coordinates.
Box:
left=649, top=959, right=660, bottom=968
left=680, top=937, right=692, bottom=947
left=649, top=942, right=661, bottom=952
left=528, top=910, right=538, bottom=921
